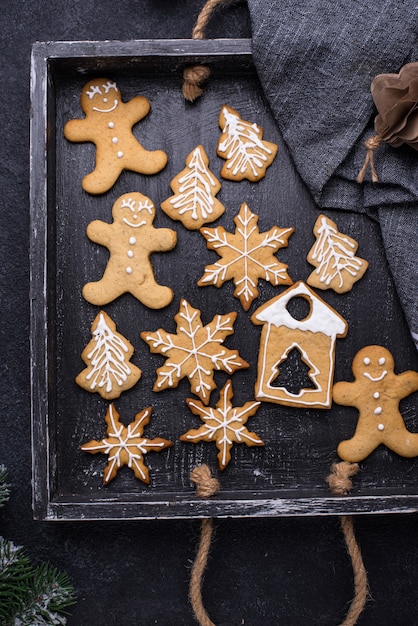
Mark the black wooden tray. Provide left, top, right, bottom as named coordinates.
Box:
left=30, top=39, right=418, bottom=521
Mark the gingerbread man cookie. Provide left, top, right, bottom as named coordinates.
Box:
left=334, top=346, right=418, bottom=462
left=83, top=192, right=177, bottom=308
left=64, top=78, right=167, bottom=194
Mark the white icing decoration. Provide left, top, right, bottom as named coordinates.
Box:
left=126, top=267, right=133, bottom=274
left=129, top=237, right=137, bottom=245
left=309, top=216, right=365, bottom=289
left=121, top=198, right=153, bottom=228
left=117, top=150, right=124, bottom=158
left=86, top=85, right=102, bottom=99
left=170, top=146, right=218, bottom=221
left=123, top=219, right=147, bottom=228
left=374, top=407, right=383, bottom=415
left=218, top=107, right=273, bottom=178
left=363, top=357, right=371, bottom=365
left=378, top=423, right=385, bottom=431
left=102, top=81, right=118, bottom=94
left=363, top=370, right=388, bottom=382
left=253, top=282, right=347, bottom=337
left=93, top=99, right=118, bottom=113
left=374, top=391, right=380, bottom=398
left=85, top=313, right=131, bottom=393
left=379, top=357, right=386, bottom=365
left=127, top=250, right=134, bottom=258
left=112, top=137, right=119, bottom=144
left=108, top=122, right=115, bottom=128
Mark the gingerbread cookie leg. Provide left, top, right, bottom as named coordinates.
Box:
left=82, top=272, right=125, bottom=306
left=382, top=429, right=418, bottom=458
left=123, top=138, right=168, bottom=176
left=82, top=156, right=123, bottom=195
left=129, top=276, right=174, bottom=309
left=337, top=430, right=383, bottom=463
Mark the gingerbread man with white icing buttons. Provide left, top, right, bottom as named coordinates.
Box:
left=83, top=192, right=176, bottom=308
left=64, top=78, right=167, bottom=194
left=334, top=345, right=418, bottom=462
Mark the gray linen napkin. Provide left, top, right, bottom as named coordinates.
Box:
left=247, top=0, right=418, bottom=346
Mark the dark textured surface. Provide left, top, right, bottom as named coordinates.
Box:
left=2, top=1, right=418, bottom=624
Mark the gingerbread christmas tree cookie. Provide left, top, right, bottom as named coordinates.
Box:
left=180, top=379, right=264, bottom=470
left=198, top=202, right=293, bottom=310
left=141, top=299, right=249, bottom=405
left=161, top=145, right=225, bottom=229
left=82, top=192, right=177, bottom=308
left=217, top=105, right=278, bottom=181
left=76, top=311, right=141, bottom=401
left=81, top=404, right=172, bottom=484
left=334, top=346, right=418, bottom=462
left=306, top=214, right=368, bottom=294
left=64, top=78, right=167, bottom=194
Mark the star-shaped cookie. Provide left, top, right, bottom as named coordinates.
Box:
left=81, top=404, right=172, bottom=484
left=180, top=379, right=264, bottom=470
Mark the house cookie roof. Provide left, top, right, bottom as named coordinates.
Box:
left=251, top=281, right=348, bottom=338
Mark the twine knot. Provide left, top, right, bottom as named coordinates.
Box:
left=356, top=134, right=382, bottom=183
left=182, top=0, right=235, bottom=102
left=191, top=464, right=220, bottom=498
left=182, top=66, right=212, bottom=102
left=327, top=461, right=359, bottom=496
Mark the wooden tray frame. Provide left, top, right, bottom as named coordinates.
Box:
left=30, top=38, right=418, bottom=521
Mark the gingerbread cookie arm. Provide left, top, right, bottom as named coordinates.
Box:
left=122, top=95, right=151, bottom=124
left=86, top=220, right=113, bottom=246
left=64, top=118, right=93, bottom=143
left=149, top=227, right=177, bottom=252
left=396, top=370, right=418, bottom=398
left=332, top=381, right=361, bottom=407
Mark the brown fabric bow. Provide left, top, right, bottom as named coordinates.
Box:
left=357, top=62, right=418, bottom=183
left=372, top=61, right=418, bottom=150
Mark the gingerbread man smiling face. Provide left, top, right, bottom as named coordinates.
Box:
left=334, top=345, right=418, bottom=462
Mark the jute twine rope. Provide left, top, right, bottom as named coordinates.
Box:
left=327, top=462, right=369, bottom=626
left=182, top=0, right=236, bottom=102
left=189, top=465, right=220, bottom=626
left=356, top=134, right=382, bottom=183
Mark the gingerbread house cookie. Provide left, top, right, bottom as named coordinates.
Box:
left=251, top=281, right=348, bottom=408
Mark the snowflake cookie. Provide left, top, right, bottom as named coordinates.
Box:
left=198, top=202, right=293, bottom=310
left=306, top=214, right=368, bottom=294
left=64, top=78, right=167, bottom=194
left=76, top=311, right=141, bottom=401
left=180, top=379, right=264, bottom=470
left=81, top=404, right=172, bottom=484
left=217, top=105, right=278, bottom=182
left=161, top=145, right=225, bottom=229
left=140, top=299, right=249, bottom=405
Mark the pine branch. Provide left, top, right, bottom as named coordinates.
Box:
left=0, top=539, right=33, bottom=624
left=11, top=563, right=76, bottom=625
left=0, top=466, right=10, bottom=508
